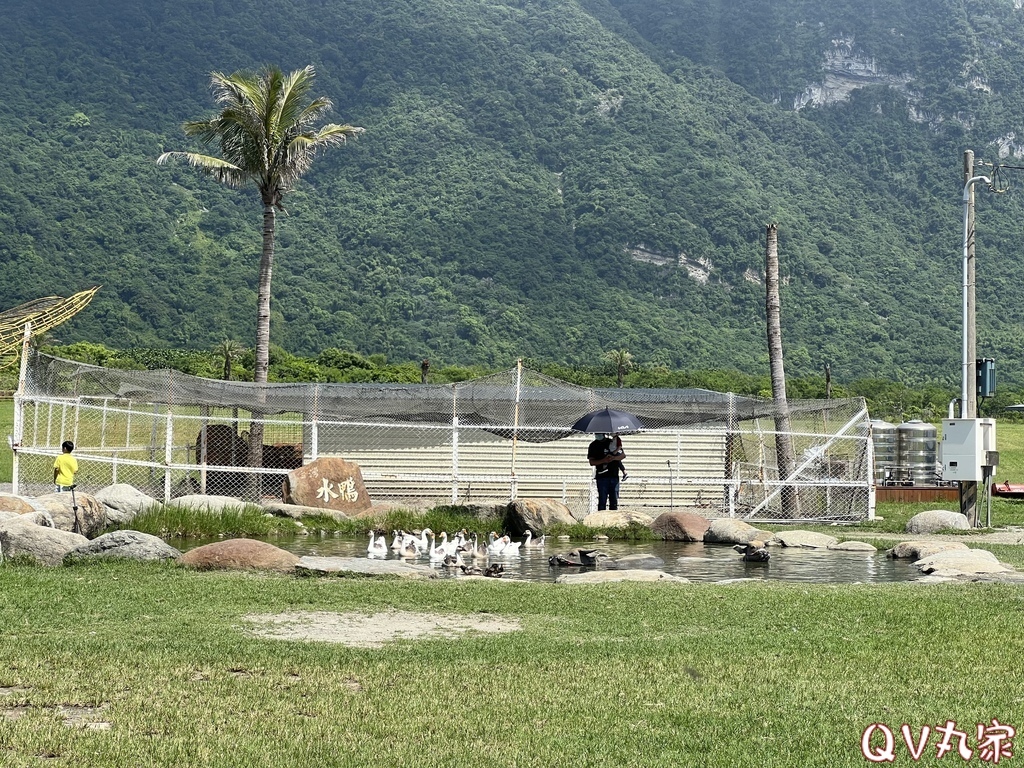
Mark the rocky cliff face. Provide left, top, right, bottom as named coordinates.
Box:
left=794, top=37, right=912, bottom=109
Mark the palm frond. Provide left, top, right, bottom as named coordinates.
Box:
left=159, top=64, right=362, bottom=199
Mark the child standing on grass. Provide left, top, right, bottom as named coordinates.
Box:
left=53, top=440, right=78, bottom=492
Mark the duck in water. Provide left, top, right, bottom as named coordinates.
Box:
left=735, top=540, right=770, bottom=562
left=548, top=548, right=607, bottom=567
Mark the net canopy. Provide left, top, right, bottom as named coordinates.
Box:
left=16, top=354, right=872, bottom=521
left=27, top=354, right=858, bottom=442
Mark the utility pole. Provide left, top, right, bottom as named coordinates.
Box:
left=962, top=150, right=979, bottom=526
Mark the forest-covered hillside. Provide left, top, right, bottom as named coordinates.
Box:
left=3, top=0, right=1024, bottom=386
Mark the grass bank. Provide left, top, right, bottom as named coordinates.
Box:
left=0, top=398, right=11, bottom=484
left=0, top=562, right=1022, bottom=767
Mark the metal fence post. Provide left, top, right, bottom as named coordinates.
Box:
left=451, top=415, right=460, bottom=504
left=11, top=323, right=30, bottom=496
left=164, top=408, right=173, bottom=502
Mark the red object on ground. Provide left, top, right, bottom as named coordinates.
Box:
left=991, top=481, right=1024, bottom=499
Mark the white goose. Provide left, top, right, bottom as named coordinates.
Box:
left=413, top=528, right=433, bottom=552
left=390, top=530, right=404, bottom=552
left=367, top=530, right=388, bottom=557
left=437, top=531, right=457, bottom=557
left=442, top=551, right=466, bottom=569
left=469, top=534, right=486, bottom=559
left=523, top=530, right=546, bottom=549
left=397, top=537, right=421, bottom=559
left=429, top=533, right=447, bottom=563
left=486, top=531, right=506, bottom=556
left=499, top=535, right=522, bottom=557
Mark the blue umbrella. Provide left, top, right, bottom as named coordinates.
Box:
left=571, top=407, right=643, bottom=434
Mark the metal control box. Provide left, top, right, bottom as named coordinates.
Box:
left=941, top=418, right=998, bottom=481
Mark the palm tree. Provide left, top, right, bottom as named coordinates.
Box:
left=213, top=338, right=243, bottom=382
left=765, top=224, right=799, bottom=518
left=603, top=348, right=634, bottom=388
left=158, top=65, right=362, bottom=498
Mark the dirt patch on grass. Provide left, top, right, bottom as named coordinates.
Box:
left=244, top=610, right=520, bottom=647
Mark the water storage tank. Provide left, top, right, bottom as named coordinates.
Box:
left=870, top=420, right=898, bottom=484
left=896, top=420, right=938, bottom=485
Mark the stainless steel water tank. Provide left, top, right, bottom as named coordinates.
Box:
left=870, top=420, right=898, bottom=484
left=896, top=420, right=938, bottom=485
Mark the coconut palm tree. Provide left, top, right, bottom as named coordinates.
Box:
left=158, top=65, right=362, bottom=498
left=213, top=338, right=244, bottom=382
left=765, top=224, right=799, bottom=518
left=603, top=348, right=634, bottom=388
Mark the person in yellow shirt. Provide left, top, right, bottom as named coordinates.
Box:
left=53, top=440, right=78, bottom=492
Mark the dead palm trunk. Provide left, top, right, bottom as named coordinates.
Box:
left=765, top=224, right=800, bottom=518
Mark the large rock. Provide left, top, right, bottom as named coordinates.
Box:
left=168, top=495, right=251, bottom=513
left=283, top=458, right=372, bottom=515
left=456, top=501, right=508, bottom=520
left=0, top=494, right=37, bottom=515
left=0, top=517, right=88, bottom=565
left=555, top=569, right=688, bottom=584
left=703, top=518, right=775, bottom=546
left=505, top=498, right=576, bottom=533
left=610, top=554, right=665, bottom=569
left=263, top=501, right=349, bottom=523
left=178, top=539, right=299, bottom=572
left=295, top=556, right=438, bottom=579
left=913, top=548, right=1012, bottom=577
left=94, top=484, right=160, bottom=524
left=65, top=530, right=181, bottom=563
left=650, top=511, right=711, bottom=541
left=888, top=541, right=969, bottom=560
left=34, top=492, right=107, bottom=538
left=905, top=509, right=971, bottom=534
left=583, top=509, right=654, bottom=528
left=828, top=540, right=878, bottom=552
left=0, top=508, right=55, bottom=528
left=774, top=530, right=839, bottom=549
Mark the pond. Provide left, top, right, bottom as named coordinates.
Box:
left=177, top=535, right=922, bottom=584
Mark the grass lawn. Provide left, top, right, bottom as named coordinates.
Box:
left=2, top=413, right=1024, bottom=765
left=1, top=563, right=1023, bottom=767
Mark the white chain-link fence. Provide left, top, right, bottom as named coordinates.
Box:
left=12, top=354, right=873, bottom=522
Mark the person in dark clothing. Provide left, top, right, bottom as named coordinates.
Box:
left=588, top=433, right=626, bottom=511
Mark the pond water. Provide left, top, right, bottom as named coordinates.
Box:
left=179, top=536, right=922, bottom=584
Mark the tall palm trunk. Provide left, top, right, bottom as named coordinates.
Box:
left=246, top=201, right=275, bottom=499
left=765, top=224, right=800, bottom=518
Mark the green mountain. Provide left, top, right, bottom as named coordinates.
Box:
left=3, top=0, right=1024, bottom=386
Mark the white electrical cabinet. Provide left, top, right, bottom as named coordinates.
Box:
left=940, top=418, right=998, bottom=482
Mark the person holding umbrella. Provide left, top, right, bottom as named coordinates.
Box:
left=573, top=408, right=644, bottom=512
left=588, top=432, right=626, bottom=511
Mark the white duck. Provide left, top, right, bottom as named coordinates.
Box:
left=367, top=530, right=388, bottom=557
left=523, top=530, right=546, bottom=549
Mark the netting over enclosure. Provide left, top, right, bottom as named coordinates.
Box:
left=13, top=353, right=873, bottom=521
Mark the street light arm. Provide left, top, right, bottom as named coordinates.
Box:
left=963, top=175, right=991, bottom=201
